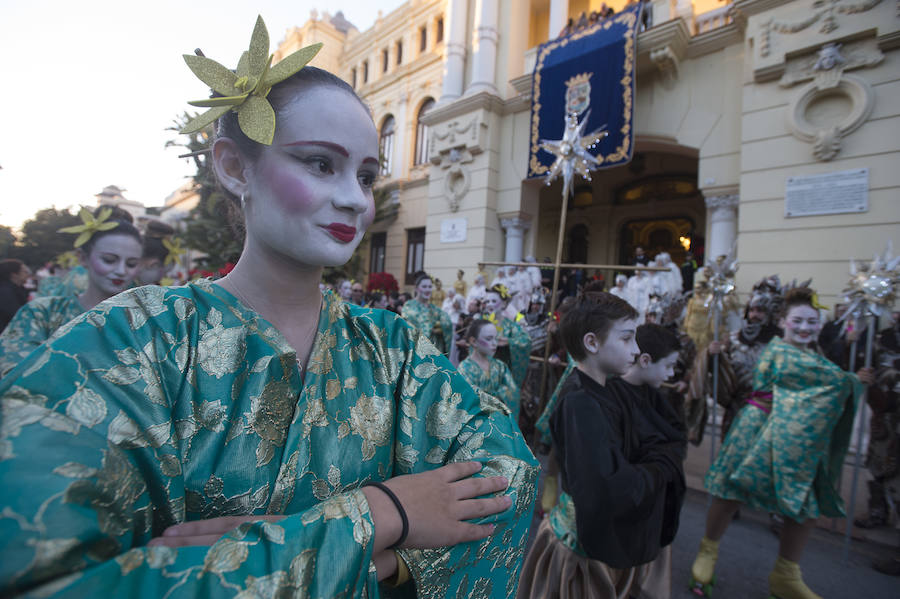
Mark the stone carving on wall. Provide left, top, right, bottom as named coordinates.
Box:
left=650, top=46, right=680, bottom=88
left=429, top=116, right=488, bottom=212
left=781, top=42, right=878, bottom=161
left=760, top=0, right=883, bottom=57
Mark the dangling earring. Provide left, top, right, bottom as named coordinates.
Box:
left=240, top=193, right=246, bottom=211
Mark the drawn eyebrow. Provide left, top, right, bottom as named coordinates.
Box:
left=282, top=140, right=379, bottom=165
left=281, top=140, right=349, bottom=156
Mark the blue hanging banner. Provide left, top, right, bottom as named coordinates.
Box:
left=527, top=5, right=642, bottom=179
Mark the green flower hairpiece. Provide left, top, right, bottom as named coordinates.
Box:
left=180, top=15, right=323, bottom=145
left=58, top=207, right=119, bottom=248
left=55, top=251, right=81, bottom=269
left=162, top=237, right=186, bottom=266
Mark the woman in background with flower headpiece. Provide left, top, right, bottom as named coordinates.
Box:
left=689, top=286, right=874, bottom=599
left=483, top=283, right=532, bottom=390
left=136, top=220, right=178, bottom=286
left=457, top=319, right=520, bottom=421
left=401, top=272, right=454, bottom=355
left=0, top=18, right=536, bottom=599
left=0, top=205, right=142, bottom=377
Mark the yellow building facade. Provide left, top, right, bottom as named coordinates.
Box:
left=274, top=0, right=898, bottom=306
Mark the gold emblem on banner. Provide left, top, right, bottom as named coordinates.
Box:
left=565, top=72, right=592, bottom=115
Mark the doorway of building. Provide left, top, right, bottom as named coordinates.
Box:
left=618, top=217, right=697, bottom=266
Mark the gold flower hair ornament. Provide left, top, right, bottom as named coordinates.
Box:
left=163, top=237, right=187, bottom=267
left=58, top=207, right=119, bottom=248
left=180, top=16, right=323, bottom=145
left=489, top=284, right=511, bottom=301
left=54, top=251, right=81, bottom=269
left=840, top=242, right=900, bottom=322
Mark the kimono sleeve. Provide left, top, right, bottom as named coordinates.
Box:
left=0, top=299, right=64, bottom=377
left=752, top=340, right=780, bottom=392
left=385, top=325, right=539, bottom=598
left=0, top=291, right=378, bottom=597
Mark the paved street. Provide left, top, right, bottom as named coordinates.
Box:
left=670, top=488, right=898, bottom=599
left=530, top=449, right=899, bottom=599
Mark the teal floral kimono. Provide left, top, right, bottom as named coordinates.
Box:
left=401, top=299, right=453, bottom=356
left=705, top=337, right=862, bottom=520
left=0, top=294, right=85, bottom=377
left=457, top=356, right=520, bottom=422
left=37, top=266, right=88, bottom=298
left=494, top=319, right=531, bottom=389
left=0, top=281, right=538, bottom=597
left=533, top=357, right=576, bottom=447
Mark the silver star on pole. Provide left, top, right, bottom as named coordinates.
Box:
left=539, top=109, right=608, bottom=200
left=840, top=241, right=900, bottom=323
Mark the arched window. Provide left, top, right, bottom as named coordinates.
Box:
left=414, top=98, right=435, bottom=166
left=379, top=115, right=395, bottom=177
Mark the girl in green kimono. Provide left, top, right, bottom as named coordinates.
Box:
left=483, top=285, right=532, bottom=388
left=458, top=319, right=520, bottom=420
left=0, top=29, right=537, bottom=599
left=401, top=273, right=454, bottom=355
left=689, top=287, right=874, bottom=599
left=0, top=209, right=143, bottom=377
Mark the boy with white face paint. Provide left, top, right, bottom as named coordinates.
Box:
left=606, top=323, right=688, bottom=599
left=517, top=293, right=685, bottom=599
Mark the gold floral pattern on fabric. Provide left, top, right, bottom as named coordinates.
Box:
left=0, top=295, right=85, bottom=377
left=401, top=299, right=454, bottom=355
left=0, top=281, right=537, bottom=597
left=705, top=337, right=862, bottom=520
left=457, top=356, right=520, bottom=421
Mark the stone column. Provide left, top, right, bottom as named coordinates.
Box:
left=501, top=216, right=532, bottom=264
left=441, top=0, right=468, bottom=102
left=393, top=94, right=409, bottom=179
left=548, top=0, right=569, bottom=40
left=467, top=0, right=499, bottom=94
left=705, top=194, right=739, bottom=260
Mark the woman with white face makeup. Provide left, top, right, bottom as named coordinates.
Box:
left=0, top=22, right=537, bottom=598
left=0, top=207, right=142, bottom=377
left=457, top=319, right=521, bottom=421
left=400, top=273, right=454, bottom=355
left=690, top=287, right=875, bottom=599
left=483, top=285, right=533, bottom=389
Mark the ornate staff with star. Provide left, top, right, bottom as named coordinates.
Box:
left=702, top=246, right=739, bottom=465
left=841, top=242, right=900, bottom=561
left=535, top=109, right=609, bottom=402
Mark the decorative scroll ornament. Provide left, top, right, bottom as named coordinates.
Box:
left=180, top=16, right=322, bottom=145
left=841, top=242, right=900, bottom=320
left=538, top=110, right=608, bottom=201
left=702, top=245, right=739, bottom=317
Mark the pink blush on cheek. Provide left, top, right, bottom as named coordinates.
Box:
left=262, top=161, right=317, bottom=212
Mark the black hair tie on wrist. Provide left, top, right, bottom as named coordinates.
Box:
left=362, top=481, right=409, bottom=549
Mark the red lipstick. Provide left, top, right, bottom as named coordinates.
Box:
left=323, top=223, right=357, bottom=243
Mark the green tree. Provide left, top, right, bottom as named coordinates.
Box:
left=0, top=225, right=17, bottom=258
left=166, top=113, right=244, bottom=272
left=15, top=208, right=81, bottom=268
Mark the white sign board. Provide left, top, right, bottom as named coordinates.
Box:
left=440, top=218, right=467, bottom=243
left=784, top=168, right=868, bottom=218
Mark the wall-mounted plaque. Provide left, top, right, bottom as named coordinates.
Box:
left=440, top=218, right=467, bottom=243
left=785, top=168, right=868, bottom=218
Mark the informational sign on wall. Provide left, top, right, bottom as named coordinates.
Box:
left=440, top=218, right=467, bottom=243
left=784, top=168, right=868, bottom=218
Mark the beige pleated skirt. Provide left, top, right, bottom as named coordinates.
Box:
left=516, top=519, right=671, bottom=599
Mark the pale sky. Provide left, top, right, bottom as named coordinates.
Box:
left=0, top=0, right=406, bottom=230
